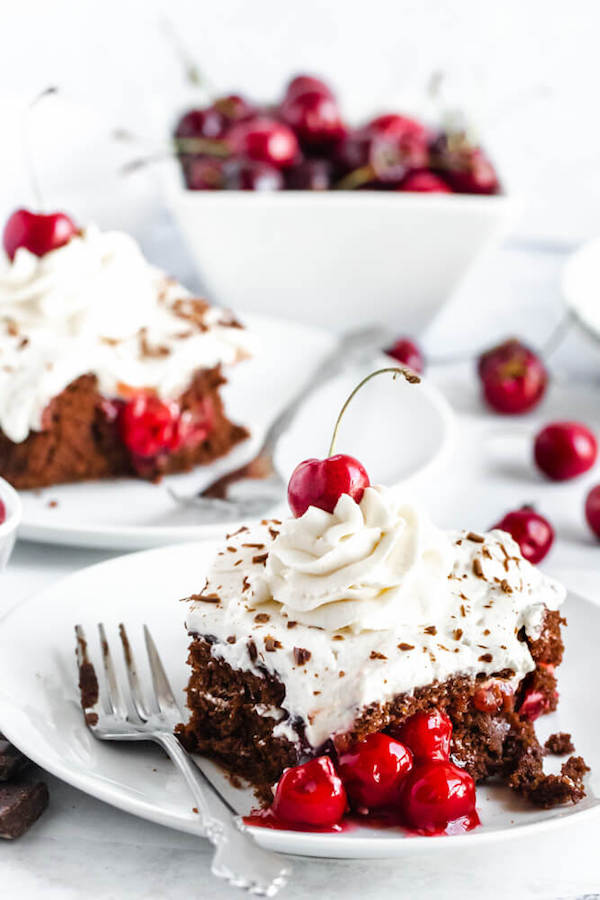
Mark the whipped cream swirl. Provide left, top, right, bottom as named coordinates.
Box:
left=265, top=486, right=454, bottom=631
left=0, top=225, right=252, bottom=442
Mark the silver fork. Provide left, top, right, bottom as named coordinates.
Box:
left=168, top=324, right=391, bottom=519
left=75, top=623, right=290, bottom=897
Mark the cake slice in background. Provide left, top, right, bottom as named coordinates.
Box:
left=0, top=210, right=251, bottom=488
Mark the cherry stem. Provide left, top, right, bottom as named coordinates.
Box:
left=25, top=86, right=57, bottom=210
left=327, top=366, right=420, bottom=457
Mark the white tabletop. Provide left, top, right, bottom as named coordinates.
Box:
left=3, top=239, right=600, bottom=899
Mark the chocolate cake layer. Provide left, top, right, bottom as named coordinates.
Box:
left=0, top=366, right=247, bottom=489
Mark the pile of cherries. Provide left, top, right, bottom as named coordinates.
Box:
left=249, top=710, right=479, bottom=834
left=174, top=74, right=500, bottom=194
left=387, top=334, right=600, bottom=559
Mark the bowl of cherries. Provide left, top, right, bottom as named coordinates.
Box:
left=166, top=74, right=515, bottom=332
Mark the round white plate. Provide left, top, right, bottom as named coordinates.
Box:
left=0, top=546, right=597, bottom=859
left=17, top=313, right=453, bottom=551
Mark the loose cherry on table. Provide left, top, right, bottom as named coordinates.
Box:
left=401, top=760, right=478, bottom=834
left=0, top=499, right=5, bottom=525
left=3, top=208, right=78, bottom=261
left=534, top=422, right=598, bottom=481
left=227, top=118, right=299, bottom=169
left=492, top=506, right=554, bottom=564
left=272, top=756, right=347, bottom=827
left=385, top=338, right=424, bottom=374
left=390, top=709, right=453, bottom=762
left=338, top=733, right=413, bottom=811
left=477, top=338, right=548, bottom=414
left=585, top=485, right=600, bottom=539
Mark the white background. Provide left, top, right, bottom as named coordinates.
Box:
left=1, top=0, right=600, bottom=268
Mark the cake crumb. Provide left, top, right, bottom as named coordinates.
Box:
left=544, top=732, right=575, bottom=755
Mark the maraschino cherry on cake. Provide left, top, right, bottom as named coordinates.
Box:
left=0, top=208, right=252, bottom=488
left=176, top=369, right=588, bottom=835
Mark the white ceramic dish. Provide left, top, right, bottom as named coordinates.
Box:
left=562, top=235, right=600, bottom=341
left=17, top=312, right=453, bottom=551
left=0, top=476, right=21, bottom=569
left=0, top=547, right=597, bottom=859
left=165, top=163, right=516, bottom=334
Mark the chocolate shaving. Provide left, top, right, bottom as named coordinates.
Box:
left=479, top=652, right=493, bottom=663
left=370, top=650, right=387, bottom=660
left=424, top=625, right=437, bottom=636
left=242, top=542, right=265, bottom=549
left=254, top=613, right=270, bottom=624
left=398, top=642, right=415, bottom=651
left=453, top=629, right=463, bottom=641
left=473, top=558, right=485, bottom=578
left=247, top=640, right=257, bottom=662
left=500, top=578, right=513, bottom=593
left=226, top=636, right=236, bottom=644
left=189, top=592, right=220, bottom=604
left=466, top=531, right=485, bottom=543
left=293, top=647, right=311, bottom=665
left=252, top=553, right=268, bottom=566
left=264, top=636, right=282, bottom=652
left=286, top=621, right=298, bottom=629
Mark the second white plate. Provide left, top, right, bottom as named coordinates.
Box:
left=16, top=313, right=453, bottom=550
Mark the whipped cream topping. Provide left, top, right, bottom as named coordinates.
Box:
left=0, top=225, right=252, bottom=442
left=186, top=487, right=566, bottom=749
left=266, top=487, right=453, bottom=631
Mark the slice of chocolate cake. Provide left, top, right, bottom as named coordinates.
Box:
left=0, top=223, right=251, bottom=488
left=177, top=485, right=587, bottom=828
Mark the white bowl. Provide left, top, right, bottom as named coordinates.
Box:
left=165, top=164, right=516, bottom=333
left=0, top=478, right=21, bottom=570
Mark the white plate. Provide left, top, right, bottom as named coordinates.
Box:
left=17, top=313, right=454, bottom=551
left=0, top=546, right=598, bottom=859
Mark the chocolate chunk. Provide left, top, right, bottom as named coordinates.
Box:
left=0, top=780, right=49, bottom=839
left=293, top=647, right=311, bottom=665
left=0, top=736, right=30, bottom=783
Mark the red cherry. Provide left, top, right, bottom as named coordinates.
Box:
left=431, top=132, right=500, bottom=195
left=518, top=688, right=552, bottom=722
left=366, top=114, right=428, bottom=141
left=225, top=160, right=284, bottom=191
left=492, top=507, right=554, bottom=564
left=401, top=760, right=477, bottom=833
left=119, top=394, right=182, bottom=459
left=285, top=75, right=333, bottom=102
left=585, top=485, right=600, bottom=539
left=285, top=159, right=332, bottom=190
left=472, top=679, right=514, bottom=714
left=280, top=90, right=346, bottom=146
left=399, top=170, right=452, bottom=193
left=175, top=398, right=214, bottom=449
left=391, top=710, right=452, bottom=762
left=366, top=115, right=429, bottom=183
left=3, top=208, right=78, bottom=261
left=385, top=338, right=424, bottom=373
left=212, top=94, right=256, bottom=123
left=272, top=756, right=347, bottom=827
left=174, top=108, right=225, bottom=140
left=477, top=339, right=548, bottom=414
left=0, top=499, right=5, bottom=525
left=338, top=733, right=413, bottom=810
left=183, top=157, right=227, bottom=190
left=227, top=118, right=299, bottom=169
left=534, top=422, right=597, bottom=481
left=287, top=454, right=370, bottom=518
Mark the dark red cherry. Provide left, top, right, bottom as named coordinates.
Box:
left=285, top=159, right=332, bottom=190
left=401, top=760, right=477, bottom=833
left=385, top=338, right=424, bottom=373
left=365, top=115, right=429, bottom=183
left=0, top=499, right=5, bottom=525
left=119, top=394, right=182, bottom=459
left=585, top=485, right=600, bottom=539
left=492, top=507, right=554, bottom=564
left=477, top=339, right=548, bottom=414
left=431, top=132, right=500, bottom=195
left=285, top=75, right=333, bottom=102
left=517, top=688, right=552, bottom=722
left=4, top=209, right=78, bottom=261
left=174, top=107, right=225, bottom=141
left=280, top=90, right=346, bottom=146
left=399, top=170, right=452, bottom=193
left=287, top=454, right=370, bottom=518
left=472, top=679, right=514, bottom=714
left=391, top=710, right=452, bottom=763
left=183, top=157, right=227, bottom=190
left=272, top=756, right=347, bottom=827
left=212, top=94, right=256, bottom=123
left=338, top=733, right=413, bottom=810
left=225, top=160, right=284, bottom=191
left=227, top=118, right=299, bottom=169
left=534, top=422, right=597, bottom=481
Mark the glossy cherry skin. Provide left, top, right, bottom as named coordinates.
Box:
left=285, top=75, right=333, bottom=101
left=431, top=132, right=500, bottom=195
left=183, top=156, right=227, bottom=190
left=399, top=170, right=452, bottom=193
left=287, top=454, right=370, bottom=518
left=119, top=394, right=182, bottom=459
left=226, top=160, right=284, bottom=191
left=227, top=118, right=299, bottom=169
left=518, top=688, right=551, bottom=722
left=492, top=507, right=554, bottom=564
left=534, top=422, right=598, bottom=481
left=212, top=94, right=256, bottom=123
left=585, top=485, right=600, bottom=539
left=401, top=760, right=477, bottom=833
left=174, top=107, right=225, bottom=140
left=0, top=499, right=5, bottom=525
left=280, top=90, right=346, bottom=146
left=3, top=209, right=78, bottom=261
left=477, top=339, right=548, bottom=414
left=285, top=159, right=331, bottom=190
left=338, top=733, right=413, bottom=810
left=385, top=338, right=424, bottom=373
left=391, top=710, right=452, bottom=763
left=272, top=756, right=347, bottom=827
